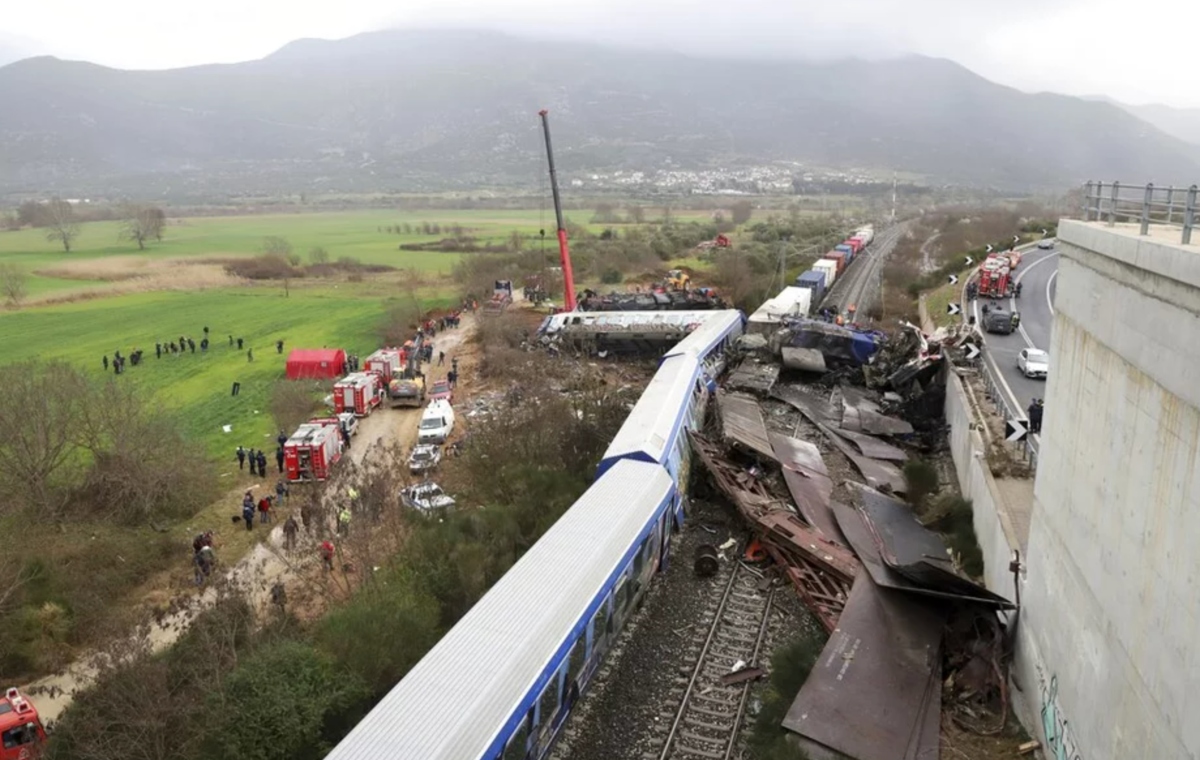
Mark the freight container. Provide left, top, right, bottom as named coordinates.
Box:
left=846, top=239, right=863, bottom=255
left=835, top=243, right=854, bottom=260
left=812, top=259, right=838, bottom=287
left=794, top=270, right=827, bottom=303
left=824, top=252, right=847, bottom=275
left=748, top=287, right=813, bottom=334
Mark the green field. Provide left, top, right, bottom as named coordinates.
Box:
left=0, top=208, right=717, bottom=295
left=0, top=288, right=440, bottom=458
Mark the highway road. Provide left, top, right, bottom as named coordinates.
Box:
left=969, top=244, right=1060, bottom=446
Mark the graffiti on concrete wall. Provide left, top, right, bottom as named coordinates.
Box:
left=1040, top=672, right=1083, bottom=760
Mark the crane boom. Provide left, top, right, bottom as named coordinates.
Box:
left=538, top=109, right=577, bottom=311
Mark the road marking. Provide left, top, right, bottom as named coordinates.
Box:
left=1009, top=252, right=1059, bottom=350
left=1047, top=270, right=1058, bottom=317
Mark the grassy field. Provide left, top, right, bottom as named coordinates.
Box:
left=0, top=208, right=727, bottom=295
left=0, top=287, right=451, bottom=458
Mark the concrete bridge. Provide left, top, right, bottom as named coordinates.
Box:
left=1002, top=194, right=1200, bottom=759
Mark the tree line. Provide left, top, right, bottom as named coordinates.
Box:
left=5, top=198, right=167, bottom=252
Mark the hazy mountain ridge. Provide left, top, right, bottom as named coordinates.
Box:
left=1084, top=94, right=1200, bottom=147
left=1, top=28, right=1197, bottom=196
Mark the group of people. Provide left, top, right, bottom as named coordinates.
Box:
left=236, top=445, right=281, bottom=476
left=102, top=349, right=142, bottom=374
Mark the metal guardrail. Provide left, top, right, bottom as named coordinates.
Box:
left=1082, top=181, right=1198, bottom=244
left=973, top=347, right=1039, bottom=470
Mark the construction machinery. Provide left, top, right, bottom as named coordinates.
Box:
left=696, top=234, right=732, bottom=250
left=538, top=110, right=578, bottom=311
left=666, top=269, right=691, bottom=291
left=482, top=280, right=514, bottom=316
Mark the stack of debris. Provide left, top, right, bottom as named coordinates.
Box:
left=577, top=288, right=726, bottom=312
left=690, top=372, right=1016, bottom=760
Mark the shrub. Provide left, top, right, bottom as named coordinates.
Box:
left=749, top=632, right=824, bottom=760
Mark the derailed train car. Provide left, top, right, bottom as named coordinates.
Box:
left=324, top=310, right=745, bottom=760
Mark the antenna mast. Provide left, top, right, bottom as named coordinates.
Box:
left=538, top=109, right=577, bottom=311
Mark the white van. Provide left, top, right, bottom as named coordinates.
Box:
left=418, top=400, right=455, bottom=444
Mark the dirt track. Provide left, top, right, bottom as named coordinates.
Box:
left=24, top=313, right=478, bottom=726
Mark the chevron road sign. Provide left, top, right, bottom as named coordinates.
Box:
left=1006, top=418, right=1029, bottom=443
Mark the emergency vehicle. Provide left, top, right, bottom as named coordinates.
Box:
left=332, top=372, right=384, bottom=417
left=1, top=687, right=46, bottom=760
left=363, top=348, right=404, bottom=379
left=977, top=254, right=1015, bottom=298
left=284, top=419, right=344, bottom=482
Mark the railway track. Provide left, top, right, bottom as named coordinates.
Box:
left=822, top=221, right=911, bottom=317
left=651, top=560, right=774, bottom=760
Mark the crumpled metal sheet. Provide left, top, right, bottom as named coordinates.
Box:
left=716, top=391, right=776, bottom=461
left=782, top=572, right=947, bottom=760
left=858, top=407, right=914, bottom=436
left=768, top=432, right=841, bottom=544
left=727, top=360, right=780, bottom=396
left=848, top=483, right=1014, bottom=609
left=781, top=346, right=828, bottom=373
left=829, top=427, right=909, bottom=462
left=773, top=385, right=841, bottom=428
left=822, top=429, right=908, bottom=494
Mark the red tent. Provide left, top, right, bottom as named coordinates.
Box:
left=286, top=348, right=346, bottom=380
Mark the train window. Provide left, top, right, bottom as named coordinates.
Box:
left=589, top=601, right=607, bottom=650
left=538, top=672, right=562, bottom=727
left=567, top=639, right=585, bottom=684
left=502, top=714, right=530, bottom=760
left=633, top=539, right=647, bottom=577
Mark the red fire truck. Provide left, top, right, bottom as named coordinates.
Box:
left=332, top=372, right=384, bottom=417
left=363, top=348, right=404, bottom=379
left=1, top=687, right=46, bottom=760
left=284, top=420, right=344, bottom=482
left=977, top=254, right=1015, bottom=298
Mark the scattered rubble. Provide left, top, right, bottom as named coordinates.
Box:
left=683, top=313, right=1020, bottom=760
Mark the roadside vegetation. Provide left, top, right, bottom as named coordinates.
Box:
left=878, top=205, right=1059, bottom=325
left=748, top=629, right=827, bottom=760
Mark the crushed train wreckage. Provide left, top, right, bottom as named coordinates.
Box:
left=683, top=306, right=1016, bottom=760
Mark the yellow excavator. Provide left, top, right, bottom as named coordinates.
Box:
left=666, top=269, right=691, bottom=291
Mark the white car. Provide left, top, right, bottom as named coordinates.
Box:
left=337, top=412, right=359, bottom=437
left=1037, top=239, right=1055, bottom=250
left=407, top=444, right=442, bottom=474
left=1017, top=348, right=1050, bottom=379
left=400, top=482, right=456, bottom=513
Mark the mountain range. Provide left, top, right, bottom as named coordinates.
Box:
left=0, top=28, right=1197, bottom=197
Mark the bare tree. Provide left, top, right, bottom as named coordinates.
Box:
left=118, top=203, right=165, bottom=250
left=308, top=246, right=330, bottom=264
left=262, top=236, right=293, bottom=257
left=626, top=205, right=646, bottom=224
left=0, top=262, right=28, bottom=306
left=45, top=197, right=80, bottom=252
left=0, top=361, right=86, bottom=513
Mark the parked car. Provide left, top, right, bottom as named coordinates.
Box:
left=1017, top=348, right=1050, bottom=379
left=983, top=307, right=1015, bottom=335
left=337, top=412, right=359, bottom=437
left=429, top=379, right=453, bottom=403
left=407, top=444, right=442, bottom=474
left=400, top=482, right=456, bottom=512
left=418, top=400, right=456, bottom=444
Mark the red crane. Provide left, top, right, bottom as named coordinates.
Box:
left=538, top=109, right=577, bottom=311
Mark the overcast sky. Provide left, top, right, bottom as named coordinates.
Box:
left=3, top=0, right=1197, bottom=108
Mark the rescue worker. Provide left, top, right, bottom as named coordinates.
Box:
left=256, top=449, right=268, bottom=478
left=103, top=355, right=109, bottom=371
left=282, top=515, right=299, bottom=551
left=438, top=351, right=445, bottom=366
left=275, top=479, right=288, bottom=504
left=247, top=348, right=254, bottom=362
left=270, top=581, right=287, bottom=613
left=258, top=495, right=272, bottom=524
left=275, top=446, right=285, bottom=473
left=277, top=430, right=288, bottom=448
left=338, top=507, right=352, bottom=537
left=1010, top=311, right=1021, bottom=330
left=236, top=446, right=246, bottom=470
left=155, top=343, right=162, bottom=359
left=194, top=545, right=215, bottom=586
left=188, top=337, right=195, bottom=353
left=237, top=337, right=244, bottom=350
left=340, top=425, right=351, bottom=450
left=192, top=531, right=214, bottom=555
left=1015, top=282, right=1023, bottom=298
left=1031, top=398, right=1044, bottom=434
left=320, top=540, right=335, bottom=572
left=242, top=500, right=256, bottom=532
left=276, top=339, right=284, bottom=354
